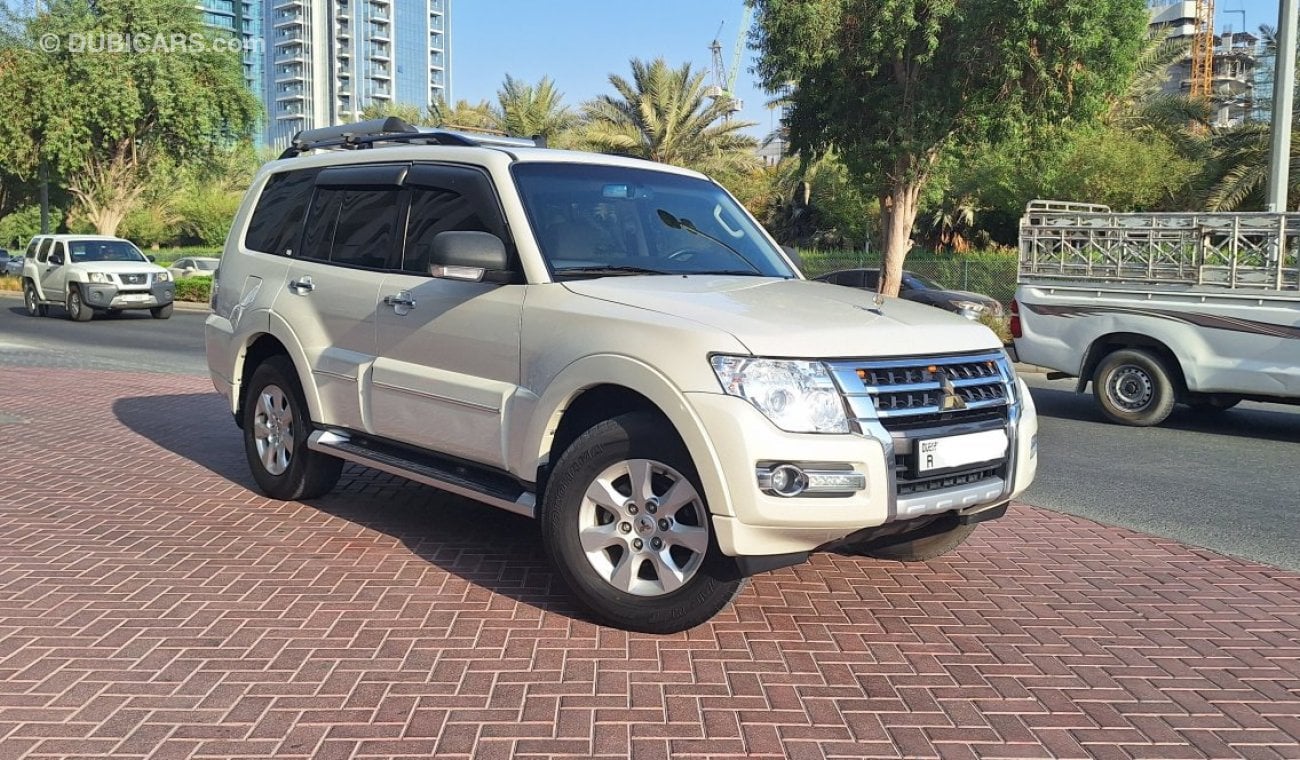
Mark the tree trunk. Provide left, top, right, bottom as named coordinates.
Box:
left=66, top=150, right=148, bottom=238
left=878, top=180, right=922, bottom=297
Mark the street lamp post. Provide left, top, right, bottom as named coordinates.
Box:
left=1266, top=0, right=1298, bottom=211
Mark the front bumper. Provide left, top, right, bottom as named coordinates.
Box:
left=82, top=282, right=175, bottom=310
left=686, top=377, right=1038, bottom=558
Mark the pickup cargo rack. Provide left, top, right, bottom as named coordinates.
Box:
left=1019, top=199, right=1300, bottom=291
left=279, top=117, right=546, bottom=159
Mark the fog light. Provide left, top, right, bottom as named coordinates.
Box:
left=769, top=464, right=807, bottom=497
left=756, top=464, right=867, bottom=497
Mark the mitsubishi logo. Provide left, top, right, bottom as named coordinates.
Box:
left=937, top=369, right=967, bottom=411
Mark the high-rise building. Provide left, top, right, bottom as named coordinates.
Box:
left=1148, top=1, right=1259, bottom=126
left=199, top=0, right=265, bottom=104
left=249, top=0, right=449, bottom=147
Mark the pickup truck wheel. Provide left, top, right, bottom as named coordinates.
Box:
left=541, top=413, right=745, bottom=633
left=242, top=356, right=342, bottom=500
left=23, top=281, right=47, bottom=317
left=852, top=522, right=978, bottom=562
left=150, top=303, right=173, bottom=319
left=1093, top=348, right=1175, bottom=426
left=66, top=286, right=93, bottom=321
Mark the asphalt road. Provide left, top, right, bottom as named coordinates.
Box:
left=2, top=290, right=1297, bottom=570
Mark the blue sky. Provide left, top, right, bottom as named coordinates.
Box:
left=453, top=1, right=1288, bottom=139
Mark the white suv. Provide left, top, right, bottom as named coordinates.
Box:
left=206, top=119, right=1038, bottom=633
left=22, top=234, right=175, bottom=320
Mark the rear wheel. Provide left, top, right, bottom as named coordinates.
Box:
left=541, top=412, right=745, bottom=633
left=23, top=281, right=47, bottom=317
left=242, top=356, right=342, bottom=500
left=150, top=303, right=173, bottom=319
left=66, top=286, right=93, bottom=322
left=1093, top=348, right=1175, bottom=426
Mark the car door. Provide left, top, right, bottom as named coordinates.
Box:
left=370, top=164, right=525, bottom=468
left=271, top=164, right=406, bottom=432
left=38, top=240, right=67, bottom=301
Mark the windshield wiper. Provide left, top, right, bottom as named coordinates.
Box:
left=553, top=265, right=670, bottom=277
left=655, top=209, right=762, bottom=274
left=683, top=269, right=774, bottom=277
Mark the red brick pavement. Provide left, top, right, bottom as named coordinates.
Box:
left=0, top=365, right=1297, bottom=760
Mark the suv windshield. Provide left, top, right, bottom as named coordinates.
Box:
left=69, top=240, right=147, bottom=263
left=512, top=163, right=795, bottom=278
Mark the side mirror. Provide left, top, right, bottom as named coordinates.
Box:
left=430, top=231, right=509, bottom=282
left=49, top=253, right=64, bottom=265
left=146, top=255, right=157, bottom=262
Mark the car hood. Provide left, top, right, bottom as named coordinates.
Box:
left=563, top=276, right=1003, bottom=357
left=70, top=260, right=166, bottom=273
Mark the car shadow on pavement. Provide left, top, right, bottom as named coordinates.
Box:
left=112, top=393, right=585, bottom=622
left=1028, top=385, right=1300, bottom=443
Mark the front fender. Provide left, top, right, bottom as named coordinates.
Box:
left=512, top=354, right=735, bottom=520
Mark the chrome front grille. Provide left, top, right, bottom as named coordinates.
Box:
left=829, top=351, right=1014, bottom=430
left=120, top=273, right=148, bottom=286
left=828, top=351, right=1017, bottom=510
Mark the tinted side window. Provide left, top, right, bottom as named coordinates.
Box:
left=50, top=242, right=66, bottom=264
left=36, top=238, right=52, bottom=263
left=300, top=189, right=344, bottom=262
left=330, top=189, right=401, bottom=268
left=245, top=169, right=320, bottom=255
left=403, top=165, right=508, bottom=275
left=25, top=239, right=39, bottom=258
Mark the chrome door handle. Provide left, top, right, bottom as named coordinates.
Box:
left=288, top=276, right=314, bottom=294
left=383, top=292, right=416, bottom=311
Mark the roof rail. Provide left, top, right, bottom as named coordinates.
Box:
left=1025, top=199, right=1112, bottom=214
left=279, top=119, right=547, bottom=159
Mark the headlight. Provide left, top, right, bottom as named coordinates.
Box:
left=86, top=272, right=110, bottom=283
left=711, top=356, right=849, bottom=433
left=155, top=271, right=171, bottom=282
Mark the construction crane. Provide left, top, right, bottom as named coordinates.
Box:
left=1190, top=0, right=1216, bottom=98
left=707, top=6, right=751, bottom=120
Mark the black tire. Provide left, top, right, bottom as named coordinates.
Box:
left=850, top=522, right=978, bottom=562
left=1187, top=394, right=1241, bottom=413
left=66, top=285, right=93, bottom=321
left=1093, top=348, right=1176, bottom=426
left=242, top=355, right=342, bottom=500
left=23, top=280, right=48, bottom=317
left=150, top=303, right=173, bottom=319
left=540, top=412, right=745, bottom=633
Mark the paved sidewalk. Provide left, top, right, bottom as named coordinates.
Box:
left=0, top=366, right=1296, bottom=760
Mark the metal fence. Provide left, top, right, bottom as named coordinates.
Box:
left=797, top=250, right=1020, bottom=305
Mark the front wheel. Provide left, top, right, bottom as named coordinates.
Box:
left=541, top=412, right=745, bottom=633
left=242, top=356, right=342, bottom=500
left=1093, top=348, right=1176, bottom=426
left=66, top=286, right=93, bottom=321
left=150, top=303, right=173, bottom=319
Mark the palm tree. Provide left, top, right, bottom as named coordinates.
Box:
left=492, top=75, right=578, bottom=141
left=1205, top=123, right=1300, bottom=210
left=581, top=58, right=760, bottom=176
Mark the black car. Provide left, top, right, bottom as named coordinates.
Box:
left=814, top=267, right=1003, bottom=319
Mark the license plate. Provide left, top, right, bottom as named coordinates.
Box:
left=122, top=293, right=149, bottom=302
left=916, top=429, right=1008, bottom=474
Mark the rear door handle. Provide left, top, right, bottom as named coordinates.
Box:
left=288, top=276, right=314, bottom=294
left=383, top=292, right=416, bottom=313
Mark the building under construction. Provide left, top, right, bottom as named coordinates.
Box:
left=1148, top=0, right=1264, bottom=126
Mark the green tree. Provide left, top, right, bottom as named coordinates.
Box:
left=440, top=99, right=496, bottom=131
left=357, top=101, right=428, bottom=126
left=581, top=58, right=759, bottom=176
left=492, top=75, right=578, bottom=141
left=0, top=205, right=64, bottom=249
left=751, top=0, right=1149, bottom=295
left=0, top=0, right=260, bottom=235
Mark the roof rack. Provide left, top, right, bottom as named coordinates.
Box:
left=279, top=118, right=547, bottom=159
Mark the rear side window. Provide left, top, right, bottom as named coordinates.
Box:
left=36, top=238, right=52, bottom=263
left=245, top=169, right=319, bottom=255
left=25, top=238, right=40, bottom=258
left=300, top=187, right=401, bottom=269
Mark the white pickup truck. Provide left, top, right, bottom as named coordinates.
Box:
left=1012, top=200, right=1300, bottom=426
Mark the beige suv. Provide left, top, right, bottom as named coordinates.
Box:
left=205, top=119, right=1038, bottom=633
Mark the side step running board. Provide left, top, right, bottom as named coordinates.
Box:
left=308, top=430, right=536, bottom=518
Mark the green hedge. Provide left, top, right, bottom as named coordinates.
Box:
left=173, top=277, right=212, bottom=302
left=797, top=249, right=1019, bottom=304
